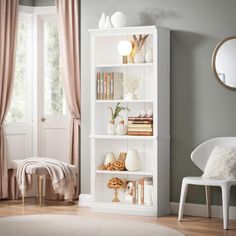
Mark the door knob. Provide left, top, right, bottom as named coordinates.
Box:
left=41, top=117, right=47, bottom=122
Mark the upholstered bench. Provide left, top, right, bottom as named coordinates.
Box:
left=9, top=159, right=77, bottom=207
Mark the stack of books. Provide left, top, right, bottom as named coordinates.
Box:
left=128, top=116, right=153, bottom=136
left=96, top=72, right=123, bottom=100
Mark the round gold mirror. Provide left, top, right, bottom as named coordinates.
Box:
left=212, top=36, right=236, bottom=90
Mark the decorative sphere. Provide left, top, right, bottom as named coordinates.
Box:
left=117, top=40, right=132, bottom=56
left=140, top=110, right=146, bottom=117
left=146, top=109, right=153, bottom=117
left=111, top=11, right=127, bottom=28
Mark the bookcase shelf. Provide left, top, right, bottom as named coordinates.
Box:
left=90, top=26, right=170, bottom=217
left=95, top=99, right=154, bottom=103
left=92, top=201, right=157, bottom=216
left=96, top=170, right=153, bottom=176
left=96, top=63, right=154, bottom=68
left=90, top=134, right=156, bottom=140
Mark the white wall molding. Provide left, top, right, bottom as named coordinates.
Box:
left=78, top=196, right=236, bottom=220
left=19, top=6, right=34, bottom=13
left=79, top=194, right=92, bottom=207
left=170, top=202, right=236, bottom=220
left=33, top=6, right=56, bottom=15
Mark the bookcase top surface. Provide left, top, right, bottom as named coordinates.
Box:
left=89, top=25, right=168, bottom=36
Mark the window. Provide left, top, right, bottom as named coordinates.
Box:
left=6, top=12, right=66, bottom=124
left=44, top=21, right=65, bottom=115
left=6, top=20, right=29, bottom=122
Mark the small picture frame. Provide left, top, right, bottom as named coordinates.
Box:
left=123, top=180, right=136, bottom=203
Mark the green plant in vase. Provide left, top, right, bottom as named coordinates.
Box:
left=107, top=103, right=129, bottom=135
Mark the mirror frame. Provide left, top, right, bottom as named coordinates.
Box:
left=212, top=36, right=236, bottom=91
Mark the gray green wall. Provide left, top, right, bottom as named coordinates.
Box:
left=19, top=0, right=54, bottom=6
left=81, top=0, right=236, bottom=206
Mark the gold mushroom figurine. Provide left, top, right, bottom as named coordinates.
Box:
left=107, top=177, right=124, bottom=202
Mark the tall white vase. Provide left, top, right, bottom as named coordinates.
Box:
left=104, top=16, right=112, bottom=28
left=134, top=49, right=145, bottom=63
left=145, top=49, right=153, bottom=63
left=125, top=149, right=141, bottom=171
left=98, top=12, right=106, bottom=28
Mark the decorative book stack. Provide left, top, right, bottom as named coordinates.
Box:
left=128, top=116, right=153, bottom=136
left=96, top=72, right=123, bottom=100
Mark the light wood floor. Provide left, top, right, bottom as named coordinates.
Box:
left=0, top=198, right=236, bottom=236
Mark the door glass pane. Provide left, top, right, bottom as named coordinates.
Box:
left=6, top=20, right=28, bottom=123
left=44, top=21, right=66, bottom=115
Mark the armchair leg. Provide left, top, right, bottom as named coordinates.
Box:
left=205, top=186, right=211, bottom=218
left=221, top=185, right=230, bottom=230
left=178, top=180, right=188, bottom=221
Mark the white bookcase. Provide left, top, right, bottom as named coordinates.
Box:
left=89, top=26, right=170, bottom=216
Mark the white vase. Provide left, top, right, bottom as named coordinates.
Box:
left=145, top=49, right=153, bottom=63
left=125, top=149, right=141, bottom=171
left=98, top=12, right=106, bottom=28
left=146, top=109, right=153, bottom=117
left=104, top=152, right=116, bottom=166
left=123, top=93, right=133, bottom=101
left=145, top=185, right=153, bottom=206
left=104, top=16, right=112, bottom=28
left=111, top=11, right=127, bottom=28
left=134, top=49, right=145, bottom=63
left=107, top=121, right=116, bottom=135
left=116, top=121, right=128, bottom=135
left=140, top=110, right=146, bottom=117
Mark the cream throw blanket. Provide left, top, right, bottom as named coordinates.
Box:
left=17, top=158, right=77, bottom=201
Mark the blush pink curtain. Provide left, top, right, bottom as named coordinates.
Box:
left=55, top=0, right=81, bottom=195
left=0, top=0, right=19, bottom=199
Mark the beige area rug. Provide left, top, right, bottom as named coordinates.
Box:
left=0, top=214, right=185, bottom=236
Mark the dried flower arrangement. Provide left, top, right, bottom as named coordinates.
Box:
left=123, top=74, right=141, bottom=100
left=128, top=34, right=149, bottom=63
left=133, top=34, right=149, bottom=51
left=107, top=177, right=124, bottom=202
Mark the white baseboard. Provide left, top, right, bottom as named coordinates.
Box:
left=78, top=195, right=236, bottom=220
left=170, top=202, right=236, bottom=220
left=78, top=194, right=92, bottom=207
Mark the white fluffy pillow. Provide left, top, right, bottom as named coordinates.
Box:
left=202, top=146, right=236, bottom=179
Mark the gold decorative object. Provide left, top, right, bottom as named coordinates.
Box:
left=128, top=34, right=149, bottom=63
left=114, top=160, right=125, bottom=171
left=118, top=152, right=127, bottom=162
left=107, top=177, right=124, bottom=202
left=99, top=152, right=127, bottom=172
left=106, top=162, right=115, bottom=171
left=98, top=164, right=107, bottom=170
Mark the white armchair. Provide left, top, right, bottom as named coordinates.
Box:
left=178, top=137, right=236, bottom=230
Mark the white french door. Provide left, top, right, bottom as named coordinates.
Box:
left=5, top=8, right=70, bottom=167
left=35, top=14, right=70, bottom=162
